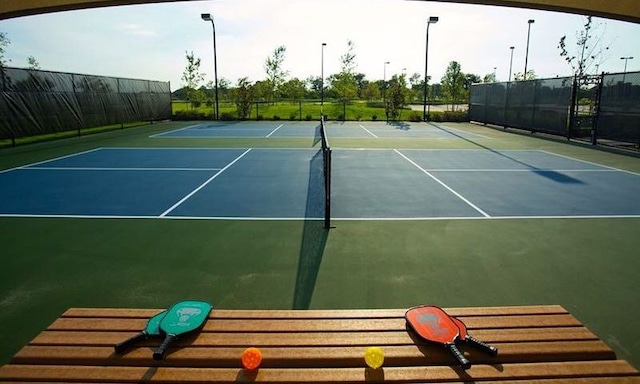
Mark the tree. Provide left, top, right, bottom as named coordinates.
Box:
left=361, top=82, right=381, bottom=101
left=253, top=80, right=272, bottom=102
left=27, top=56, right=40, bottom=70
left=441, top=61, right=466, bottom=111
left=558, top=16, right=612, bottom=82
left=0, top=32, right=10, bottom=67
left=181, top=51, right=205, bottom=107
left=281, top=78, right=306, bottom=101
left=483, top=73, right=496, bottom=83
left=306, top=76, right=323, bottom=98
left=330, top=40, right=358, bottom=106
left=264, top=45, right=288, bottom=104
left=233, top=77, right=255, bottom=120
left=408, top=72, right=425, bottom=103
left=385, top=74, right=409, bottom=121
left=513, top=70, right=536, bottom=81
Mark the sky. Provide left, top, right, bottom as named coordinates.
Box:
left=1, top=0, right=639, bottom=91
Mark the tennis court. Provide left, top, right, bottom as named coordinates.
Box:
left=152, top=121, right=487, bottom=139
left=1, top=146, right=638, bottom=220
left=1, top=120, right=639, bottom=370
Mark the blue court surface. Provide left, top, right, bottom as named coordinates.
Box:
left=151, top=121, right=487, bottom=139
left=1, top=147, right=639, bottom=220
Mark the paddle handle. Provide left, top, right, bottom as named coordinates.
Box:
left=153, top=334, right=176, bottom=360
left=446, top=343, right=471, bottom=370
left=465, top=335, right=498, bottom=356
left=114, top=332, right=147, bottom=354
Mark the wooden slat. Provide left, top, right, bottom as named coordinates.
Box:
left=29, top=326, right=599, bottom=347
left=46, top=314, right=582, bottom=333
left=11, top=341, right=617, bottom=368
left=0, top=361, right=638, bottom=383
left=61, top=305, right=568, bottom=319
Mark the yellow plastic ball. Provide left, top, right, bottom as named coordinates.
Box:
left=364, top=347, right=384, bottom=369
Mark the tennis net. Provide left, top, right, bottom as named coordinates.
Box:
left=320, top=116, right=332, bottom=228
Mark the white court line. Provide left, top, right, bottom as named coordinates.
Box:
left=2, top=213, right=638, bottom=220
left=23, top=167, right=222, bottom=172
left=333, top=214, right=640, bottom=221
left=0, top=147, right=104, bottom=174
left=159, top=148, right=252, bottom=217
left=359, top=124, right=379, bottom=138
left=422, top=168, right=618, bottom=172
left=538, top=150, right=640, bottom=176
left=266, top=124, right=284, bottom=138
left=394, top=149, right=491, bottom=218
left=149, top=123, right=205, bottom=138
left=430, top=123, right=492, bottom=139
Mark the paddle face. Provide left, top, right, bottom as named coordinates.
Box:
left=159, top=300, right=213, bottom=336
left=450, top=316, right=469, bottom=338
left=145, top=310, right=167, bottom=336
left=114, top=310, right=166, bottom=354
left=153, top=300, right=213, bottom=360
left=405, top=306, right=459, bottom=344
left=405, top=305, right=471, bottom=369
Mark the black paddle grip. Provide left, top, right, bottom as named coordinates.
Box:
left=114, top=332, right=147, bottom=354
left=153, top=334, right=176, bottom=360
left=446, top=343, right=471, bottom=370
left=466, top=335, right=498, bottom=356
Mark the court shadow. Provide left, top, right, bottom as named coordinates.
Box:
left=292, top=149, right=329, bottom=310
left=388, top=121, right=411, bottom=131
left=236, top=369, right=259, bottom=382
left=364, top=367, right=385, bottom=381
left=428, top=122, right=584, bottom=184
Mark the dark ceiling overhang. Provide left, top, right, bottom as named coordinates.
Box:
left=1, top=0, right=638, bottom=23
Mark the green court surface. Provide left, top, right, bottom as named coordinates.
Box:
left=0, top=121, right=638, bottom=368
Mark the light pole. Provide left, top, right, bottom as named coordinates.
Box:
left=509, top=46, right=515, bottom=82
left=383, top=61, right=390, bottom=104
left=321, top=43, right=326, bottom=116
left=423, top=16, right=438, bottom=121
left=524, top=19, right=534, bottom=80
left=201, top=13, right=219, bottom=120
left=621, top=56, right=634, bottom=82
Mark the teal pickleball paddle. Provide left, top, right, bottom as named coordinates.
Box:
left=152, top=300, right=213, bottom=360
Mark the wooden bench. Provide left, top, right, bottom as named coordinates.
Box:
left=1, top=305, right=638, bottom=383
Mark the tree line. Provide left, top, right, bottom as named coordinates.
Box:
left=179, top=41, right=494, bottom=119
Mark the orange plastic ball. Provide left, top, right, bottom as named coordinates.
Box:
left=242, top=347, right=262, bottom=370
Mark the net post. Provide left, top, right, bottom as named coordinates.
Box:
left=324, top=147, right=331, bottom=229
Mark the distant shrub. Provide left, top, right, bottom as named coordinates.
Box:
left=408, top=111, right=422, bottom=122
left=257, top=115, right=264, bottom=121
left=220, top=112, right=235, bottom=121
left=305, top=114, right=313, bottom=121
left=443, top=110, right=469, bottom=122
left=372, top=114, right=378, bottom=121
left=289, top=113, right=298, bottom=121
left=173, top=110, right=206, bottom=120
left=273, top=115, right=281, bottom=120
left=337, top=114, right=345, bottom=121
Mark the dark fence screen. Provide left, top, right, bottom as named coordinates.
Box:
left=470, top=72, right=640, bottom=148
left=597, top=71, right=640, bottom=144
left=0, top=67, right=171, bottom=141
left=470, top=76, right=572, bottom=135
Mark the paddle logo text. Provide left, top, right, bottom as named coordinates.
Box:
left=418, top=314, right=447, bottom=335
left=173, top=307, right=202, bottom=327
